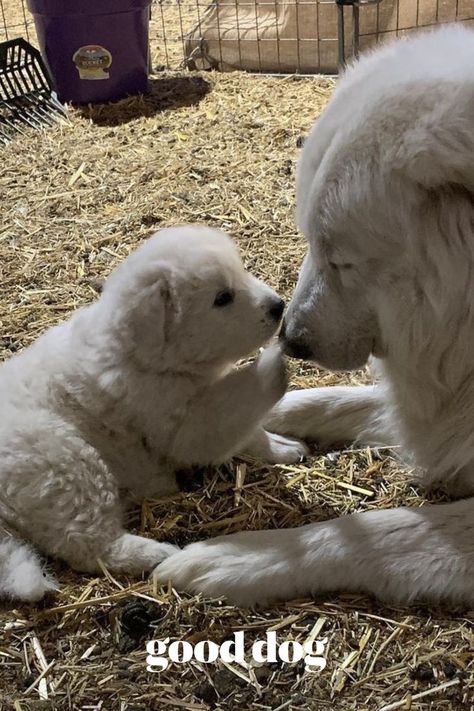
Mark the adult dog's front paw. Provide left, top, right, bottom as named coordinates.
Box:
left=153, top=530, right=302, bottom=607
left=265, top=432, right=309, bottom=463
left=240, top=428, right=309, bottom=464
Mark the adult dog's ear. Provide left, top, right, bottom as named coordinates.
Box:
left=392, top=91, right=474, bottom=193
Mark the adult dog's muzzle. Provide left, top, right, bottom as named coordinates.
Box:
left=279, top=319, right=313, bottom=360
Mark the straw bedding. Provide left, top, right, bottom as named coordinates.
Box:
left=0, top=7, right=473, bottom=711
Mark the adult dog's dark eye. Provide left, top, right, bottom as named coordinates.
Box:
left=213, top=290, right=234, bottom=307
left=329, top=261, right=353, bottom=271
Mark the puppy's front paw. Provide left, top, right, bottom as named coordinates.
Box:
left=14, top=568, right=59, bottom=603
left=256, top=344, right=288, bottom=406
left=153, top=530, right=301, bottom=607
left=104, top=535, right=180, bottom=575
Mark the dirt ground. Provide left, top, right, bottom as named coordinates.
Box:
left=0, top=2, right=473, bottom=711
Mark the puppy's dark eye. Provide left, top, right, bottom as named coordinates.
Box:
left=213, top=290, right=234, bottom=307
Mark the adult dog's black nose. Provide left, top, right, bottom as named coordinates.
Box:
left=283, top=338, right=313, bottom=360
left=268, top=298, right=285, bottom=322
left=280, top=322, right=313, bottom=360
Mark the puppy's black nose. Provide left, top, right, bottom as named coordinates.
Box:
left=283, top=338, right=313, bottom=361
left=268, top=298, right=285, bottom=322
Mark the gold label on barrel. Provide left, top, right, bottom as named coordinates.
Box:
left=72, top=45, right=112, bottom=80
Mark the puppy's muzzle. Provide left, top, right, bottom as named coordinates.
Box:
left=268, top=297, right=285, bottom=323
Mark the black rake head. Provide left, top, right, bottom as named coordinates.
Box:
left=0, top=37, right=67, bottom=143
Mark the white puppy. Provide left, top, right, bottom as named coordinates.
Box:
left=0, top=225, right=307, bottom=602
left=155, top=27, right=474, bottom=606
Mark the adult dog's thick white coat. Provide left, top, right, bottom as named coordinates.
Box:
left=0, top=225, right=307, bottom=602
left=156, top=27, right=474, bottom=606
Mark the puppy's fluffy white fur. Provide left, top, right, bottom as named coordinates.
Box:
left=156, top=27, right=474, bottom=606
left=0, top=225, right=307, bottom=602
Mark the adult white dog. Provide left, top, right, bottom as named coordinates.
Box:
left=0, top=225, right=307, bottom=602
left=155, top=26, right=474, bottom=606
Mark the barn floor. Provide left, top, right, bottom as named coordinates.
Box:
left=0, top=9, right=474, bottom=711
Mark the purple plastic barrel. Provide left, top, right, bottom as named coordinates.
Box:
left=26, top=0, right=152, bottom=104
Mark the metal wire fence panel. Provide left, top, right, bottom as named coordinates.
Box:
left=152, top=0, right=474, bottom=74
left=1, top=0, right=474, bottom=75
left=357, top=0, right=474, bottom=55
left=152, top=0, right=345, bottom=73
left=0, top=0, right=31, bottom=43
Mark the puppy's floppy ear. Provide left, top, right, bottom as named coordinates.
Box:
left=135, top=263, right=179, bottom=346
left=155, top=276, right=178, bottom=344
left=113, top=261, right=180, bottom=360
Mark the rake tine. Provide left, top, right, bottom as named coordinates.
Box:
left=22, top=95, right=55, bottom=126
left=14, top=98, right=43, bottom=126
left=12, top=100, right=44, bottom=129
left=0, top=101, right=27, bottom=135
left=11, top=105, right=40, bottom=130
left=42, top=97, right=66, bottom=121
left=47, top=92, right=69, bottom=120
left=33, top=91, right=68, bottom=122
left=0, top=124, right=11, bottom=143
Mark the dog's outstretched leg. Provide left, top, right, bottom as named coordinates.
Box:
left=171, top=344, right=289, bottom=466
left=154, top=497, right=474, bottom=606
left=265, top=385, right=393, bottom=447
left=100, top=533, right=179, bottom=574
left=0, top=532, right=58, bottom=602
left=239, top=426, right=309, bottom=464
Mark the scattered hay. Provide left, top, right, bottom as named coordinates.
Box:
left=0, top=7, right=473, bottom=711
